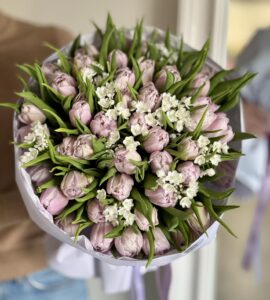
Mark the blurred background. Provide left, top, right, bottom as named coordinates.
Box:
left=0, top=0, right=270, bottom=299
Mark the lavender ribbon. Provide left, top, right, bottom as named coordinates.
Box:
left=155, top=264, right=172, bottom=300
left=130, top=267, right=146, bottom=300
left=242, top=136, right=270, bottom=275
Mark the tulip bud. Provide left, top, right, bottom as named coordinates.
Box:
left=193, top=96, right=219, bottom=113
left=115, top=227, right=143, bottom=257
left=220, top=125, right=234, bottom=144
left=149, top=151, right=173, bottom=175
left=27, top=164, right=52, bottom=186
left=187, top=203, right=210, bottom=237
left=114, top=148, right=141, bottom=175
left=73, top=134, right=94, bottom=159
left=61, top=170, right=90, bottom=199
left=56, top=136, right=76, bottom=157
left=177, top=137, right=199, bottom=161
left=108, top=49, right=128, bottom=69
left=138, top=82, right=160, bottom=112
left=42, top=62, right=61, bottom=83
left=191, top=73, right=210, bottom=97
left=122, top=92, right=133, bottom=108
left=69, top=100, right=92, bottom=127
left=142, top=227, right=170, bottom=256
left=55, top=214, right=79, bottom=236
left=145, top=187, right=177, bottom=208
left=143, top=126, right=169, bottom=153
left=83, top=44, right=99, bottom=58
left=106, top=173, right=134, bottom=201
left=135, top=208, right=159, bottom=231
left=90, top=112, right=117, bottom=138
left=90, top=222, right=114, bottom=253
left=177, top=161, right=200, bottom=185
left=40, top=187, right=69, bottom=215
left=155, top=65, right=181, bottom=91
left=18, top=103, right=46, bottom=124
left=16, top=125, right=32, bottom=143
left=138, top=57, right=155, bottom=85
left=87, top=199, right=105, bottom=223
left=51, top=73, right=77, bottom=98
left=114, top=67, right=135, bottom=92
left=172, top=230, right=185, bottom=247
left=74, top=49, right=93, bottom=70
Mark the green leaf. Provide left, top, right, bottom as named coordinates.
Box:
left=219, top=94, right=240, bottom=112
left=34, top=63, right=48, bottom=101
left=164, top=71, right=175, bottom=92
left=198, top=184, right=234, bottom=200
left=162, top=207, right=193, bottom=220
left=167, top=79, right=187, bottom=96
left=143, top=173, right=158, bottom=190
left=43, top=109, right=68, bottom=129
left=99, top=167, right=117, bottom=186
left=99, top=27, right=115, bottom=67
left=209, top=69, right=233, bottom=94
left=146, top=228, right=155, bottom=268
left=76, top=191, right=96, bottom=202
left=232, top=131, right=256, bottom=141
left=17, top=63, right=37, bottom=79
left=192, top=108, right=208, bottom=140
left=45, top=43, right=71, bottom=74
left=59, top=201, right=84, bottom=220
left=92, top=137, right=106, bottom=153
left=213, top=204, right=239, bottom=215
left=74, top=221, right=92, bottom=242
left=69, top=34, right=81, bottom=57
left=42, top=83, right=64, bottom=103
left=55, top=128, right=79, bottom=135
left=21, top=151, right=51, bottom=168
left=105, top=223, right=124, bottom=238
left=202, top=197, right=237, bottom=238
left=0, top=102, right=20, bottom=112
left=131, top=188, right=149, bottom=216
left=36, top=177, right=60, bottom=193
left=191, top=202, right=207, bottom=236
left=165, top=28, right=171, bottom=50
left=86, top=81, right=95, bottom=114
left=75, top=118, right=91, bottom=134
left=130, top=55, right=142, bottom=89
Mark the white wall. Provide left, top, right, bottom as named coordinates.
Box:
left=0, top=0, right=178, bottom=34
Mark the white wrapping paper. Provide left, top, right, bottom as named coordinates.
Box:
left=14, top=27, right=241, bottom=268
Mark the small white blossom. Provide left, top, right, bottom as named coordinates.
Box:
left=103, top=204, right=119, bottom=226
left=210, top=154, right=221, bottom=166
left=123, top=136, right=140, bottom=151
left=19, top=147, right=39, bottom=164
left=24, top=132, right=36, bottom=144
left=194, top=155, right=206, bottom=166
left=186, top=181, right=199, bottom=198
left=166, top=171, right=184, bottom=185
left=166, top=110, right=177, bottom=122
left=161, top=93, right=178, bottom=112
left=96, top=189, right=107, bottom=201
left=182, top=96, right=191, bottom=109
left=175, top=120, right=184, bottom=133
left=156, top=43, right=170, bottom=57
left=156, top=169, right=166, bottom=178
left=81, top=67, right=96, bottom=83
left=135, top=101, right=150, bottom=113
left=123, top=211, right=135, bottom=226
left=106, top=131, right=120, bottom=148
left=205, top=168, right=216, bottom=177
left=98, top=98, right=115, bottom=109
left=198, top=136, right=210, bottom=148
left=105, top=108, right=118, bottom=120
left=116, top=102, right=131, bottom=119
left=163, top=183, right=176, bottom=193
left=145, top=113, right=160, bottom=127
left=122, top=198, right=134, bottom=211
left=180, top=197, right=192, bottom=208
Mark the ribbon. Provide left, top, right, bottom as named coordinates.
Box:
left=242, top=135, right=270, bottom=276
left=155, top=264, right=172, bottom=300
left=130, top=267, right=146, bottom=300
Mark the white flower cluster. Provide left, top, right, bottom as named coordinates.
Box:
left=106, top=101, right=131, bottom=120
left=194, top=136, right=229, bottom=176
left=161, top=93, right=191, bottom=133
left=106, top=130, right=120, bottom=148
left=20, top=121, right=49, bottom=164
left=157, top=170, right=199, bottom=209
left=123, top=136, right=140, bottom=151
left=99, top=188, right=135, bottom=227
left=155, top=43, right=178, bottom=64
left=96, top=82, right=115, bottom=109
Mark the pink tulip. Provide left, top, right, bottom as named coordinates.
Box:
left=115, top=227, right=143, bottom=257
left=135, top=208, right=159, bottom=231
left=145, top=187, right=177, bottom=207
left=90, top=222, right=114, bottom=253
left=90, top=112, right=117, bottom=138
left=106, top=173, right=134, bottom=201
left=143, top=127, right=169, bottom=153
left=27, top=164, right=52, bottom=186
left=73, top=134, right=94, bottom=159
left=191, top=73, right=210, bottom=97
left=74, top=49, right=93, bottom=70
left=108, top=49, right=128, bottom=69
left=40, top=187, right=69, bottom=215
left=16, top=125, right=32, bottom=143
left=138, top=57, right=155, bottom=85
left=114, top=67, right=135, bottom=92
left=177, top=161, right=200, bottom=185
left=177, top=137, right=199, bottom=161
left=51, top=73, right=77, bottom=98
left=142, top=227, right=170, bottom=256
left=138, top=82, right=161, bottom=112
left=69, top=100, right=92, bottom=127
left=56, top=136, right=76, bottom=157
left=149, top=151, right=173, bottom=175
left=187, top=204, right=210, bottom=237
left=55, top=214, right=79, bottom=236
left=155, top=65, right=181, bottom=91
left=114, top=148, right=141, bottom=175
left=18, top=103, right=46, bottom=124
left=87, top=199, right=105, bottom=223
left=42, top=62, right=61, bottom=83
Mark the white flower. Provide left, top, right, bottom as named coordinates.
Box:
left=81, top=67, right=96, bottom=83
left=166, top=171, right=184, bottom=185
left=185, top=181, right=199, bottom=198
left=106, top=130, right=120, bottom=148
left=96, top=189, right=107, bottom=201
left=123, top=136, right=140, bottom=151
left=156, top=169, right=166, bottom=178
left=175, top=120, right=184, bottom=133
left=96, top=82, right=115, bottom=109
left=116, top=102, right=131, bottom=119
left=24, top=132, right=36, bottom=144
left=180, top=197, right=192, bottom=208
left=175, top=105, right=190, bottom=120
left=106, top=108, right=118, bottom=120
left=123, top=211, right=135, bottom=226
left=103, top=204, right=119, bottom=226
left=19, top=147, right=39, bottom=164
left=161, top=93, right=178, bottom=112
left=135, top=101, right=150, bottom=113
left=210, top=154, right=221, bottom=166
left=170, top=133, right=177, bottom=139
left=213, top=141, right=229, bottom=154
left=91, top=61, right=105, bottom=71
left=156, top=43, right=170, bottom=57
left=98, top=98, right=115, bottom=109
left=163, top=183, right=176, bottom=193
left=205, top=168, right=216, bottom=177
left=166, top=110, right=177, bottom=122
left=122, top=198, right=134, bottom=211
left=131, top=124, right=148, bottom=137
left=194, top=155, right=206, bottom=166
left=182, top=96, right=191, bottom=109
left=145, top=113, right=160, bottom=127
left=198, top=136, right=210, bottom=148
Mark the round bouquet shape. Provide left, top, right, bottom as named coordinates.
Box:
left=5, top=15, right=255, bottom=267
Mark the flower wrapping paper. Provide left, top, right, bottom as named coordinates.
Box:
left=14, top=27, right=241, bottom=267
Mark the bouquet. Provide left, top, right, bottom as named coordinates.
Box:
left=0, top=15, right=255, bottom=267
